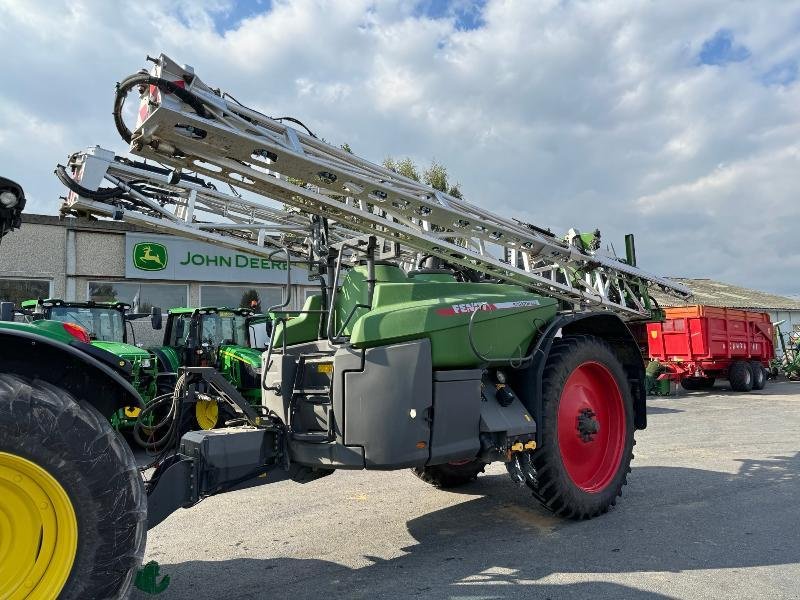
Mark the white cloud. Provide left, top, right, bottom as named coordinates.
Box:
left=0, top=0, right=798, bottom=294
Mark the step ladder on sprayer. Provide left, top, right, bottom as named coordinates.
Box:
left=107, top=53, right=690, bottom=319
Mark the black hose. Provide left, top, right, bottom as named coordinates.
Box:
left=132, top=393, right=178, bottom=451
left=55, top=164, right=125, bottom=200
left=274, top=116, right=317, bottom=138
left=114, top=72, right=211, bottom=143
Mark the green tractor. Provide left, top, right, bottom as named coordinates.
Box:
left=17, top=298, right=168, bottom=433
left=149, top=306, right=268, bottom=430
left=1, top=177, right=147, bottom=599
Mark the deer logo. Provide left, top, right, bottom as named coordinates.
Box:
left=133, top=242, right=168, bottom=271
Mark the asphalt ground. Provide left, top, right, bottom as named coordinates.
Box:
left=133, top=380, right=800, bottom=600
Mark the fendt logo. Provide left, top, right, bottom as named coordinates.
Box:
left=133, top=242, right=168, bottom=271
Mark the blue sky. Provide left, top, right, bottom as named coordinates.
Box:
left=0, top=0, right=799, bottom=295
left=210, top=0, right=273, bottom=33
left=698, top=29, right=751, bottom=66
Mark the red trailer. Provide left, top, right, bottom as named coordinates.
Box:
left=647, top=305, right=775, bottom=392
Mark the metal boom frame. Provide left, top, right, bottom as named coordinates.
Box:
left=109, top=53, right=690, bottom=319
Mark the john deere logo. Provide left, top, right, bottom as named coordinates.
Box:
left=133, top=242, right=168, bottom=271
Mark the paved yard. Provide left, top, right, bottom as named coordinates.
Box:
left=135, top=380, right=800, bottom=600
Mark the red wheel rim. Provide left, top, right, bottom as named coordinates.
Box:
left=557, top=361, right=625, bottom=493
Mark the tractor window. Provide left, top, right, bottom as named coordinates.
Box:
left=168, top=314, right=193, bottom=348
left=48, top=307, right=125, bottom=342
left=0, top=278, right=51, bottom=306
left=199, top=313, right=248, bottom=347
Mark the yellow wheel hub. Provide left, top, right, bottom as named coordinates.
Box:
left=195, top=399, right=219, bottom=430
left=0, top=451, right=78, bottom=599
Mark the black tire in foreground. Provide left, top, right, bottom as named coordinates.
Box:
left=0, top=374, right=146, bottom=599
left=729, top=360, right=754, bottom=392
left=413, top=459, right=486, bottom=488
left=680, top=376, right=716, bottom=391
left=750, top=362, right=766, bottom=390
left=508, top=335, right=636, bottom=519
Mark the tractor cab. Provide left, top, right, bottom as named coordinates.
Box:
left=152, top=307, right=266, bottom=427
left=156, top=307, right=256, bottom=368
left=23, top=298, right=131, bottom=343
left=17, top=298, right=165, bottom=432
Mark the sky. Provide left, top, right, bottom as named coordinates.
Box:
left=1, top=0, right=799, bottom=296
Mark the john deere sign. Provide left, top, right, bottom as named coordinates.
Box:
left=125, top=233, right=306, bottom=284
left=132, top=242, right=168, bottom=271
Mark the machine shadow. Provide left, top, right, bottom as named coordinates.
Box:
left=139, top=452, right=800, bottom=600
left=644, top=405, right=684, bottom=415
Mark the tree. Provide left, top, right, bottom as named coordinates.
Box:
left=239, top=289, right=261, bottom=312
left=384, top=157, right=463, bottom=198
left=384, top=156, right=421, bottom=182
left=423, top=159, right=463, bottom=199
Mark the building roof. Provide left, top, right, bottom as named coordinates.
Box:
left=653, top=278, right=800, bottom=311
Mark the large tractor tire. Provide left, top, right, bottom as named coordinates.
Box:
left=729, top=360, right=753, bottom=392
left=750, top=362, right=766, bottom=390
left=680, top=376, right=715, bottom=391
left=0, top=374, right=146, bottom=599
left=508, top=335, right=635, bottom=519
left=412, top=459, right=486, bottom=488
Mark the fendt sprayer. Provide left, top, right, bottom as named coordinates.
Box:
left=4, top=53, right=691, bottom=598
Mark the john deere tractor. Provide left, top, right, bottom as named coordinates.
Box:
left=0, top=177, right=147, bottom=599
left=18, top=298, right=168, bottom=433
left=149, top=306, right=267, bottom=430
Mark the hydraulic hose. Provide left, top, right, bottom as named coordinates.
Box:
left=55, top=164, right=124, bottom=200
left=132, top=393, right=178, bottom=451
left=113, top=72, right=211, bottom=143
left=133, top=373, right=188, bottom=451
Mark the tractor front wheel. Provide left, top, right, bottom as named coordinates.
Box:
left=509, top=335, right=635, bottom=519
left=0, top=374, right=146, bottom=599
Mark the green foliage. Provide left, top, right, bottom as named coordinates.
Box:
left=384, top=156, right=463, bottom=197
left=423, top=159, right=463, bottom=198
left=239, top=289, right=261, bottom=311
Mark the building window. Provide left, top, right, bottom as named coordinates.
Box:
left=200, top=285, right=284, bottom=313
left=0, top=278, right=51, bottom=306
left=88, top=281, right=187, bottom=313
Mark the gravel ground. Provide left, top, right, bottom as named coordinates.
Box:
left=133, top=380, right=800, bottom=600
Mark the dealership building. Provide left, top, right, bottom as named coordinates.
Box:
left=0, top=214, right=315, bottom=313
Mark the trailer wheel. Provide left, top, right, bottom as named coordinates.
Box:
left=0, top=374, right=146, bottom=599
left=729, top=361, right=753, bottom=392
left=749, top=362, right=766, bottom=390
left=680, top=377, right=715, bottom=391
left=510, top=335, right=635, bottom=519
left=412, top=459, right=486, bottom=488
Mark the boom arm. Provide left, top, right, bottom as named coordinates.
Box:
left=58, top=146, right=360, bottom=265
left=108, top=53, right=689, bottom=319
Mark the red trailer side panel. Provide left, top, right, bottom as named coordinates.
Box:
left=647, top=306, right=774, bottom=366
